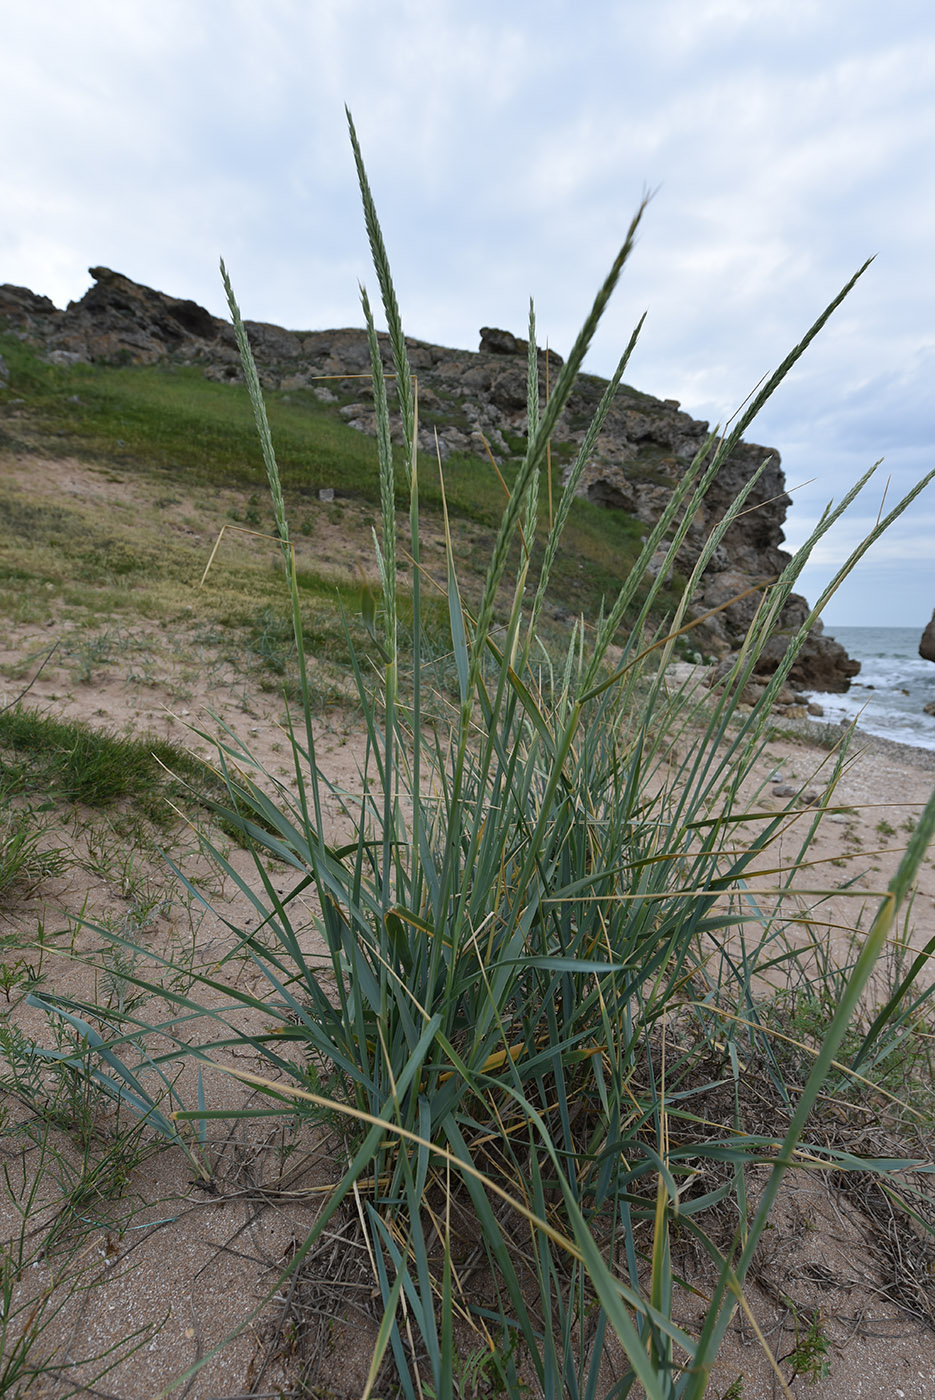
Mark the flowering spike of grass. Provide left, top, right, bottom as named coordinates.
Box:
left=466, top=195, right=651, bottom=712
left=219, top=259, right=289, bottom=555
left=347, top=106, right=415, bottom=471
left=361, top=283, right=398, bottom=670
left=528, top=312, right=645, bottom=641
left=526, top=297, right=540, bottom=442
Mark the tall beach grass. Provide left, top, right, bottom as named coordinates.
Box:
left=26, top=110, right=935, bottom=1398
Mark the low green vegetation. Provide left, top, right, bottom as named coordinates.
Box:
left=0, top=1010, right=166, bottom=1394
left=0, top=705, right=218, bottom=825
left=0, top=335, right=376, bottom=493
left=0, top=795, right=68, bottom=902
left=782, top=1306, right=831, bottom=1385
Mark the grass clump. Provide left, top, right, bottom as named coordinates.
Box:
left=0, top=705, right=218, bottom=827
left=0, top=792, right=67, bottom=901
left=0, top=1035, right=167, bottom=1395
left=27, top=113, right=935, bottom=1398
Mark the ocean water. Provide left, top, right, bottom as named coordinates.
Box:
left=807, top=626, right=935, bottom=751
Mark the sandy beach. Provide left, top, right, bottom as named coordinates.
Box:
left=3, top=620, right=935, bottom=1398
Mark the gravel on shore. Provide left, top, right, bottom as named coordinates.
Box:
left=664, top=662, right=935, bottom=774
left=778, top=715, right=935, bottom=773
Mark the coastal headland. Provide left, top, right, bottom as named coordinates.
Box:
left=2, top=276, right=935, bottom=1398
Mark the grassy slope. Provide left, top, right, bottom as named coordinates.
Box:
left=0, top=331, right=679, bottom=647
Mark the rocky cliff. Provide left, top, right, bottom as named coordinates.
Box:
left=0, top=266, right=858, bottom=691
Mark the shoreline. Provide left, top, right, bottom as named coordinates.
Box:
left=667, top=661, right=935, bottom=772
left=786, top=714, right=935, bottom=772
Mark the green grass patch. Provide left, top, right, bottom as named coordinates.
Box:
left=0, top=335, right=384, bottom=495
left=1, top=333, right=686, bottom=640
left=0, top=705, right=217, bottom=827
left=0, top=793, right=69, bottom=900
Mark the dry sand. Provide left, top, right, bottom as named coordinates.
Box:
left=2, top=606, right=935, bottom=1397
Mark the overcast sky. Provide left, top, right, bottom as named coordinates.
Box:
left=2, top=0, right=933, bottom=627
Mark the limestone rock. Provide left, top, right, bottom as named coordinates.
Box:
left=1, top=267, right=224, bottom=365
left=704, top=657, right=764, bottom=708
left=242, top=320, right=302, bottom=362
left=584, top=466, right=638, bottom=513
left=479, top=326, right=564, bottom=367
left=920, top=612, right=935, bottom=663
left=479, top=326, right=523, bottom=355
left=0, top=283, right=58, bottom=331
left=751, top=616, right=860, bottom=693
left=203, top=362, right=242, bottom=383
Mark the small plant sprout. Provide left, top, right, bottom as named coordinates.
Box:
left=782, top=1306, right=832, bottom=1385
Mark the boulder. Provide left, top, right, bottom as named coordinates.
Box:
left=489, top=366, right=528, bottom=412
left=63, top=267, right=222, bottom=362
left=585, top=468, right=638, bottom=513
left=752, top=618, right=860, bottom=693
left=479, top=326, right=564, bottom=366
left=704, top=657, right=765, bottom=708
left=242, top=320, right=302, bottom=361
left=920, top=611, right=935, bottom=662
left=479, top=326, right=522, bottom=355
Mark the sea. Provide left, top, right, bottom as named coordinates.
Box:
left=807, top=626, right=935, bottom=752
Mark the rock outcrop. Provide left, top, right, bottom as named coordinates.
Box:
left=749, top=612, right=860, bottom=692
left=0, top=269, right=222, bottom=365
left=479, top=325, right=564, bottom=366
left=0, top=269, right=859, bottom=690
left=920, top=612, right=935, bottom=663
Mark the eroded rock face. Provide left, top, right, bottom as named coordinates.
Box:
left=0, top=284, right=59, bottom=328
left=920, top=612, right=935, bottom=663
left=0, top=273, right=858, bottom=689
left=0, top=267, right=230, bottom=364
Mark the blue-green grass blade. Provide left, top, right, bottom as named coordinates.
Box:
left=438, top=461, right=470, bottom=707
left=219, top=263, right=325, bottom=835
left=362, top=1224, right=411, bottom=1400
left=529, top=315, right=644, bottom=639
left=467, top=198, right=650, bottom=704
